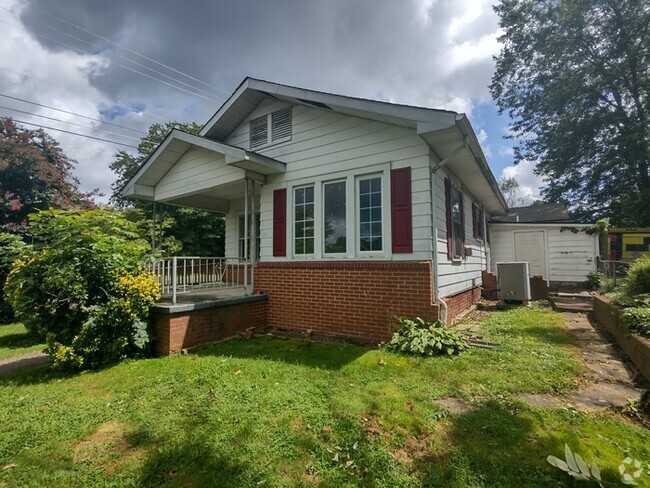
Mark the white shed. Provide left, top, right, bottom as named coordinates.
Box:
left=489, top=223, right=599, bottom=287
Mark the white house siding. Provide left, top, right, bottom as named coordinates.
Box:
left=432, top=162, right=490, bottom=298
left=224, top=98, right=434, bottom=262
left=224, top=198, right=261, bottom=258
left=488, top=224, right=598, bottom=283
left=155, top=147, right=243, bottom=201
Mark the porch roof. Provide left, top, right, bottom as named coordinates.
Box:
left=122, top=129, right=285, bottom=202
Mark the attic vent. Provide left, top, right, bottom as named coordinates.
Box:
left=272, top=107, right=292, bottom=142
left=249, top=115, right=268, bottom=148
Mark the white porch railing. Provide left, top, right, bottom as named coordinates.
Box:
left=146, top=256, right=250, bottom=304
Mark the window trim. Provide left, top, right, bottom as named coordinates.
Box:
left=286, top=164, right=391, bottom=260
left=293, top=184, right=315, bottom=257
left=356, top=173, right=385, bottom=255
left=238, top=213, right=261, bottom=260
left=322, top=179, right=347, bottom=256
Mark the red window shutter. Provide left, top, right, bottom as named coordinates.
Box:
left=391, top=167, right=412, bottom=253
left=459, top=191, right=466, bottom=257
left=471, top=203, right=478, bottom=238
left=444, top=177, right=453, bottom=258
left=272, top=189, right=286, bottom=257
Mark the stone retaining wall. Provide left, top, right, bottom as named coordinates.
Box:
left=592, top=295, right=650, bottom=383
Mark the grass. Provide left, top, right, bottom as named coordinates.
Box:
left=0, top=307, right=649, bottom=487
left=0, top=323, right=45, bottom=361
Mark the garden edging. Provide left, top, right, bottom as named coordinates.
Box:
left=592, top=295, right=650, bottom=383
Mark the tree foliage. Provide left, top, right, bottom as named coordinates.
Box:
left=109, top=121, right=225, bottom=256
left=0, top=118, right=96, bottom=231
left=0, top=232, right=25, bottom=322
left=498, top=176, right=532, bottom=208
left=4, top=209, right=159, bottom=371
left=491, top=0, right=650, bottom=225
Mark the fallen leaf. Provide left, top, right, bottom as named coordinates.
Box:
left=1, top=464, right=17, bottom=472
left=234, top=370, right=242, bottom=376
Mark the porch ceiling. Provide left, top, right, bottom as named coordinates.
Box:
left=122, top=129, right=285, bottom=205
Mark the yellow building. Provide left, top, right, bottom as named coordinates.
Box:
left=607, top=228, right=650, bottom=261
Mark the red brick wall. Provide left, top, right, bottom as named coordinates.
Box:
left=444, top=287, right=481, bottom=323
left=481, top=270, right=498, bottom=300
left=253, top=261, right=439, bottom=342
left=151, top=299, right=267, bottom=356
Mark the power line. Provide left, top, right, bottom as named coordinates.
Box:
left=8, top=118, right=139, bottom=149
left=0, top=104, right=144, bottom=142
left=0, top=90, right=146, bottom=135
left=0, top=66, right=173, bottom=123
left=6, top=3, right=234, bottom=99
left=0, top=16, right=221, bottom=101
left=0, top=15, right=219, bottom=103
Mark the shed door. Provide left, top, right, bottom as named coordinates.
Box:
left=514, top=231, right=546, bottom=279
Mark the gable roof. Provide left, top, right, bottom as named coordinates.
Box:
left=199, top=77, right=508, bottom=215
left=492, top=202, right=573, bottom=223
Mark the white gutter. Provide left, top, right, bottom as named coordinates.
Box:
left=429, top=135, right=469, bottom=324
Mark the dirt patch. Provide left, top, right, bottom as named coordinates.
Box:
left=73, top=422, right=144, bottom=473
left=437, top=397, right=472, bottom=415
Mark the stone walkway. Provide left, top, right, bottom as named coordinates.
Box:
left=439, top=310, right=647, bottom=413
left=0, top=351, right=50, bottom=377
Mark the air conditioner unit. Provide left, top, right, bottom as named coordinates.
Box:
left=497, top=262, right=531, bottom=302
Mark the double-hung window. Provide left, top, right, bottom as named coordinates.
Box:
left=294, top=186, right=315, bottom=255
left=358, top=176, right=383, bottom=252
left=323, top=180, right=346, bottom=254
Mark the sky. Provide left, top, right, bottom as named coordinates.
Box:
left=0, top=0, right=543, bottom=204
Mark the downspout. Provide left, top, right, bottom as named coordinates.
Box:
left=428, top=135, right=469, bottom=324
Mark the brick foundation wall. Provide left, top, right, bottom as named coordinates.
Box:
left=444, top=287, right=482, bottom=323
left=151, top=297, right=267, bottom=356
left=253, top=261, right=439, bottom=343
left=481, top=270, right=498, bottom=300
left=593, top=295, right=650, bottom=383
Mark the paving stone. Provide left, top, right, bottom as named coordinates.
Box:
left=437, top=397, right=472, bottom=414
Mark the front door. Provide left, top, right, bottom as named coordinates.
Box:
left=514, top=231, right=546, bottom=279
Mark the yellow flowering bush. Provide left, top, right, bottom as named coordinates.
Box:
left=6, top=209, right=159, bottom=371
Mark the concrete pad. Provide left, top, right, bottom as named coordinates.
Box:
left=0, top=351, right=50, bottom=377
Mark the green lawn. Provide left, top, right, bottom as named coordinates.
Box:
left=0, top=323, right=45, bottom=361
left=0, top=307, right=648, bottom=487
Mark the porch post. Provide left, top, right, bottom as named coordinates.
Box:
left=151, top=202, right=156, bottom=251
left=250, top=179, right=256, bottom=293
left=243, top=178, right=249, bottom=292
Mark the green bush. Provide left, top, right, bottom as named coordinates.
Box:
left=0, top=232, right=25, bottom=323
left=384, top=317, right=468, bottom=356
left=585, top=271, right=602, bottom=291
left=5, top=209, right=160, bottom=371
left=624, top=257, right=650, bottom=296
left=622, top=307, right=650, bottom=338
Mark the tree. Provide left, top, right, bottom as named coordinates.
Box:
left=498, top=176, right=532, bottom=208
left=109, top=122, right=225, bottom=256
left=0, top=118, right=96, bottom=231
left=491, top=0, right=650, bottom=225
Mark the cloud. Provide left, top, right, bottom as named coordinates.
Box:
left=501, top=160, right=545, bottom=201
left=0, top=0, right=504, bottom=202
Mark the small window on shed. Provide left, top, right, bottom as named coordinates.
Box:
left=271, top=107, right=292, bottom=142
left=249, top=115, right=268, bottom=148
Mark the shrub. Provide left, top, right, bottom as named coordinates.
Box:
left=624, top=257, right=650, bottom=296
left=0, top=232, right=25, bottom=323
left=384, top=317, right=468, bottom=356
left=622, top=307, right=650, bottom=338
left=5, top=209, right=159, bottom=371
left=585, top=271, right=602, bottom=291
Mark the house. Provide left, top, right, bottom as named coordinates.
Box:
left=489, top=203, right=599, bottom=288
left=123, top=77, right=508, bottom=350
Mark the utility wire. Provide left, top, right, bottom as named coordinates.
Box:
left=0, top=91, right=146, bottom=134
left=0, top=17, right=219, bottom=103
left=5, top=3, right=233, bottom=99
left=0, top=66, right=173, bottom=123
left=0, top=15, right=221, bottom=101
left=0, top=104, right=144, bottom=142
left=9, top=118, right=139, bottom=149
